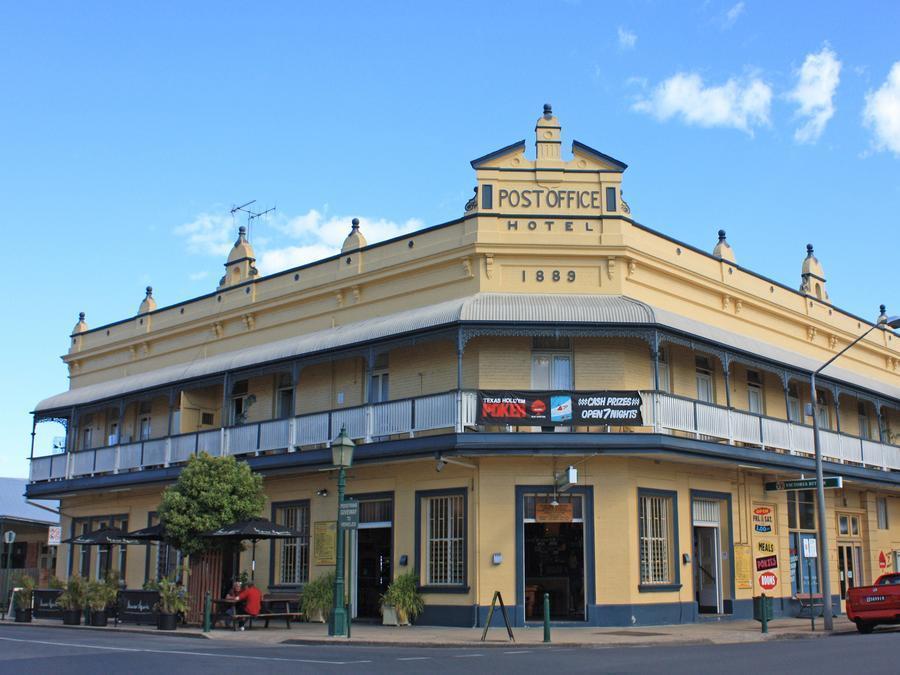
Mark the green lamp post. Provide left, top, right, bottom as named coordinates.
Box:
left=328, top=425, right=355, bottom=637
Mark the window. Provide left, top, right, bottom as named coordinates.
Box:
left=838, top=514, right=861, bottom=536
left=877, top=498, right=889, bottom=530
left=638, top=490, right=677, bottom=587
left=368, top=354, right=390, bottom=404
left=657, top=348, right=670, bottom=393
left=788, top=490, right=818, bottom=595
left=815, top=389, right=830, bottom=429
left=858, top=402, right=870, bottom=440
left=273, top=502, right=310, bottom=585
left=788, top=383, right=801, bottom=423
left=605, top=186, right=617, bottom=212
left=71, top=515, right=128, bottom=580
left=275, top=374, right=294, bottom=419
left=139, top=416, right=151, bottom=440
left=107, top=421, right=119, bottom=446
left=747, top=371, right=764, bottom=414
left=232, top=380, right=249, bottom=424
left=424, top=493, right=465, bottom=586
left=82, top=427, right=93, bottom=449
left=200, top=411, right=215, bottom=426
left=145, top=513, right=182, bottom=583
left=695, top=356, right=713, bottom=403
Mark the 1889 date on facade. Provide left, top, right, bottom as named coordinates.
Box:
left=522, top=269, right=576, bottom=283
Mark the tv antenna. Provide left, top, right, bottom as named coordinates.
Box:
left=230, top=200, right=275, bottom=241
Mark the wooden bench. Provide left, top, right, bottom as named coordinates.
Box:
left=228, top=593, right=303, bottom=630
left=795, top=593, right=824, bottom=617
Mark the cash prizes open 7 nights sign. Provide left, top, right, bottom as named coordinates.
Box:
left=477, top=391, right=643, bottom=426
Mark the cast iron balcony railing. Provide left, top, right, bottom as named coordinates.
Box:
left=28, top=390, right=900, bottom=483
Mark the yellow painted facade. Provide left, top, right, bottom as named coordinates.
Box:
left=31, top=107, right=900, bottom=627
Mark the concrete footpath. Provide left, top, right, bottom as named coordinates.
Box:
left=0, top=615, right=860, bottom=648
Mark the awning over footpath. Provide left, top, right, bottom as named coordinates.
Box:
left=35, top=293, right=900, bottom=413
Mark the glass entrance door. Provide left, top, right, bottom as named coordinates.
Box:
left=838, top=543, right=864, bottom=600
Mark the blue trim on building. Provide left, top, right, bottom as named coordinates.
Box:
left=571, top=140, right=628, bottom=171
left=470, top=140, right=526, bottom=168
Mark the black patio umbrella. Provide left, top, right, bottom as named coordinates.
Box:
left=62, top=526, right=142, bottom=546
left=202, top=517, right=305, bottom=581
left=125, top=523, right=166, bottom=541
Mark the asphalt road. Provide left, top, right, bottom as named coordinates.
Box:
left=1, top=624, right=898, bottom=674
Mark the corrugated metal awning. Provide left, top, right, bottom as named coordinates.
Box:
left=34, top=293, right=899, bottom=413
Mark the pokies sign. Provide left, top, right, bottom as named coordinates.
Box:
left=477, top=391, right=643, bottom=426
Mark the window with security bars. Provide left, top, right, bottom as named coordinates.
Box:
left=639, top=493, right=675, bottom=585
left=426, top=494, right=465, bottom=586
left=274, top=503, right=310, bottom=585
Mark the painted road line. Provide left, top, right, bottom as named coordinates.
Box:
left=452, top=653, right=484, bottom=657
left=397, top=656, right=431, bottom=661
left=503, top=650, right=531, bottom=654
left=0, top=635, right=371, bottom=666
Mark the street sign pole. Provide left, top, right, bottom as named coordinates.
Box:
left=2, top=529, right=15, bottom=620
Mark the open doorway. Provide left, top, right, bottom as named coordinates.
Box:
left=523, top=493, right=585, bottom=621
left=350, top=496, right=393, bottom=621
left=693, top=526, right=721, bottom=613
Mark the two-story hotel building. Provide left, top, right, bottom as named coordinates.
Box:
left=26, top=107, right=900, bottom=627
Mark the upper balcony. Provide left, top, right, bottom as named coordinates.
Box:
left=28, top=388, right=900, bottom=486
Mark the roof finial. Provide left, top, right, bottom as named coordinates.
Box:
left=145, top=286, right=153, bottom=297
left=718, top=229, right=727, bottom=242
left=351, top=217, right=360, bottom=230
left=238, top=225, right=247, bottom=237
left=78, top=312, right=85, bottom=321
left=543, top=103, right=553, bottom=119
left=806, top=243, right=814, bottom=256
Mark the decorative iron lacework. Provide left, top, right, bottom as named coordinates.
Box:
left=34, top=415, right=69, bottom=429
left=460, top=325, right=655, bottom=349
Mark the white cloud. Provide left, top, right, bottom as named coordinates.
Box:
left=176, top=208, right=425, bottom=277
left=617, top=26, right=637, bottom=50
left=174, top=213, right=235, bottom=256
left=722, top=2, right=745, bottom=28
left=632, top=72, right=772, bottom=134
left=788, top=46, right=842, bottom=143
left=863, top=62, right=900, bottom=156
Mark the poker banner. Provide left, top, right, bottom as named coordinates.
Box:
left=476, top=391, right=643, bottom=426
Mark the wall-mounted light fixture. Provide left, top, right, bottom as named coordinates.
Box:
left=316, top=489, right=329, bottom=497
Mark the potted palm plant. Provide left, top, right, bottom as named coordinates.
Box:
left=13, top=575, right=35, bottom=623
left=379, top=571, right=424, bottom=626
left=86, top=577, right=119, bottom=626
left=153, top=577, right=188, bottom=630
left=300, top=571, right=334, bottom=623
left=57, top=575, right=88, bottom=625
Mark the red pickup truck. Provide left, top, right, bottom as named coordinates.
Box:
left=846, top=573, right=900, bottom=633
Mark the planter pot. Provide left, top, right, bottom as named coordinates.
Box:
left=157, top=612, right=178, bottom=631
left=307, top=607, right=326, bottom=623
left=14, top=608, right=32, bottom=623
left=90, top=610, right=108, bottom=627
left=381, top=605, right=409, bottom=626
left=62, top=609, right=82, bottom=626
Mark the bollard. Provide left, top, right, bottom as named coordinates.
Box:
left=203, top=591, right=211, bottom=633
left=760, top=593, right=768, bottom=634
left=346, top=602, right=351, bottom=639
left=543, top=593, right=551, bottom=643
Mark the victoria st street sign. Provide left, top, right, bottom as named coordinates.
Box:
left=765, top=477, right=843, bottom=491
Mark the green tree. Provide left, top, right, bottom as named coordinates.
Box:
left=158, top=453, right=265, bottom=555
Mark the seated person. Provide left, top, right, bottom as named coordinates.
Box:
left=223, top=581, right=243, bottom=627
left=236, top=581, right=262, bottom=629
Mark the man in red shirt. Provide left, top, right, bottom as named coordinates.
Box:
left=237, top=581, right=262, bottom=629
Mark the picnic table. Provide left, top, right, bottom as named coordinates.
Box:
left=212, top=593, right=303, bottom=630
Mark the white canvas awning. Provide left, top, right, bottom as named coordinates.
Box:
left=35, top=293, right=899, bottom=413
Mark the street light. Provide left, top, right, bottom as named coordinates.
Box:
left=328, top=425, right=355, bottom=637
left=811, top=304, right=900, bottom=631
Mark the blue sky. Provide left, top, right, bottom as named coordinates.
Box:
left=2, top=1, right=899, bottom=477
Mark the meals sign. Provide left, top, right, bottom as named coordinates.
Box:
left=477, top=391, right=642, bottom=426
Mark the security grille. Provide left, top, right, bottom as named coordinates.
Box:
left=277, top=504, right=310, bottom=584
left=427, top=495, right=464, bottom=585
left=692, top=499, right=721, bottom=527
left=639, top=494, right=672, bottom=585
